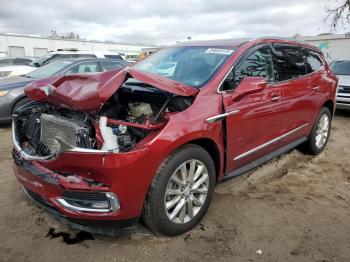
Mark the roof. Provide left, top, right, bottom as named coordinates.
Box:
left=53, top=57, right=129, bottom=65
left=171, top=37, right=319, bottom=51
left=174, top=38, right=251, bottom=47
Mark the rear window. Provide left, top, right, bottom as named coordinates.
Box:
left=272, top=45, right=306, bottom=81
left=305, top=50, right=323, bottom=73
left=330, top=60, right=350, bottom=75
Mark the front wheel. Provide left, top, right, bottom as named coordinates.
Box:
left=304, top=107, right=332, bottom=155
left=142, top=144, right=216, bottom=236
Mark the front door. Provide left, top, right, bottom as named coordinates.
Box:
left=221, top=46, right=285, bottom=174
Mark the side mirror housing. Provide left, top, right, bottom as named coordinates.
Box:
left=233, top=76, right=267, bottom=98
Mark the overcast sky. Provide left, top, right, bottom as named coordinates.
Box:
left=0, top=0, right=349, bottom=44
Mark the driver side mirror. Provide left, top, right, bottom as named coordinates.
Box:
left=232, top=76, right=267, bottom=100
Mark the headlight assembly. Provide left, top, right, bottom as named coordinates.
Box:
left=0, top=71, right=12, bottom=78
left=0, top=90, right=9, bottom=97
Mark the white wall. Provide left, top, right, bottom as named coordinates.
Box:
left=297, top=34, right=350, bottom=62
left=0, top=33, right=156, bottom=57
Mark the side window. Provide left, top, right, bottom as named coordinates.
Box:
left=233, top=47, right=274, bottom=87
left=272, top=45, right=306, bottom=81
left=73, top=54, right=96, bottom=58
left=101, top=60, right=124, bottom=71
left=0, top=59, right=13, bottom=66
left=43, top=54, right=72, bottom=65
left=14, top=58, right=32, bottom=65
left=64, top=61, right=100, bottom=74
left=305, top=50, right=323, bottom=73
left=104, top=55, right=123, bottom=60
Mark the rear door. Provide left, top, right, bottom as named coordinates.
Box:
left=221, top=45, right=285, bottom=174
left=270, top=44, right=320, bottom=146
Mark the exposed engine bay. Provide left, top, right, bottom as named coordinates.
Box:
left=13, top=80, right=194, bottom=159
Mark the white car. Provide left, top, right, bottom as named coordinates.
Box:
left=0, top=50, right=124, bottom=79
left=0, top=65, right=36, bottom=78
left=330, top=60, right=350, bottom=110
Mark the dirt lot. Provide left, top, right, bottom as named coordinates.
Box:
left=1, top=111, right=350, bottom=262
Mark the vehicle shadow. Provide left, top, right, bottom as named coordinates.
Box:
left=0, top=122, right=11, bottom=129
left=335, top=109, right=350, bottom=118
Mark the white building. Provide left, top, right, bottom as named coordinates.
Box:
left=297, top=33, right=350, bottom=62
left=0, top=33, right=157, bottom=58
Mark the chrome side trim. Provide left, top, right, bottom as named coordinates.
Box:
left=233, top=123, right=309, bottom=161
left=205, top=110, right=240, bottom=123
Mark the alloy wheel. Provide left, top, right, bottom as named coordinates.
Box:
left=315, top=114, right=330, bottom=148
left=164, top=159, right=209, bottom=224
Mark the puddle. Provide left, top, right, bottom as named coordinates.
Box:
left=46, top=227, right=94, bottom=245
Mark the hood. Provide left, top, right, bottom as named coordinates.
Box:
left=25, top=67, right=199, bottom=112
left=0, top=65, right=34, bottom=71
left=0, top=76, right=35, bottom=90
left=336, top=75, right=350, bottom=87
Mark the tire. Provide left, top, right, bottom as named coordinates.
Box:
left=12, top=97, right=31, bottom=114
left=304, top=107, right=332, bottom=155
left=142, top=144, right=216, bottom=236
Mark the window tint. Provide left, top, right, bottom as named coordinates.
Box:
left=104, top=55, right=123, bottom=60
left=233, top=47, right=274, bottom=87
left=101, top=60, right=124, bottom=71
left=0, top=59, right=13, bottom=66
left=73, top=54, right=96, bottom=58
left=64, top=61, right=100, bottom=74
left=305, top=50, right=323, bottom=73
left=43, top=54, right=73, bottom=65
left=14, top=58, right=32, bottom=65
left=272, top=45, right=306, bottom=81
left=330, top=60, right=350, bottom=75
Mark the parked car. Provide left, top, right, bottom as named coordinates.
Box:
left=0, top=50, right=125, bottom=79
left=330, top=60, right=350, bottom=109
left=0, top=57, right=35, bottom=67
left=0, top=58, right=128, bottom=122
left=0, top=57, right=36, bottom=78
left=12, top=38, right=337, bottom=236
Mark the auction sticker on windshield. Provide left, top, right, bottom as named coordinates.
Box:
left=205, top=48, right=234, bottom=55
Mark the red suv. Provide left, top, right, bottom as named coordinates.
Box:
left=12, top=38, right=337, bottom=236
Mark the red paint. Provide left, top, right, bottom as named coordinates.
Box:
left=14, top=38, right=337, bottom=224
left=24, top=67, right=198, bottom=112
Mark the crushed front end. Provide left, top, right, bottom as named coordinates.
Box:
left=12, top=70, right=195, bottom=235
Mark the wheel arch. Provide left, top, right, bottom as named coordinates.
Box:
left=322, top=100, right=334, bottom=117
left=183, top=138, right=222, bottom=180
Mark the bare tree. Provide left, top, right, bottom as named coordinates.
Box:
left=326, top=0, right=350, bottom=30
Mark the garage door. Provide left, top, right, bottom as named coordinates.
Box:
left=34, top=48, right=48, bottom=57
left=9, top=46, right=25, bottom=58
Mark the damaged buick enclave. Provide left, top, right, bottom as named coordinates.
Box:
left=12, top=38, right=337, bottom=236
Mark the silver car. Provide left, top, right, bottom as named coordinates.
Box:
left=330, top=60, right=350, bottom=110
left=0, top=58, right=128, bottom=123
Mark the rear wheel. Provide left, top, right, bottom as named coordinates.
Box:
left=304, top=107, right=331, bottom=155
left=142, top=144, right=216, bottom=236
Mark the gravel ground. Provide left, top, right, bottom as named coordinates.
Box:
left=0, top=111, right=350, bottom=262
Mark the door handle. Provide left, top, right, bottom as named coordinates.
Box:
left=271, top=96, right=281, bottom=101
left=313, top=86, right=320, bottom=90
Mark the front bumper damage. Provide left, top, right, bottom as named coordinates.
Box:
left=13, top=150, right=139, bottom=236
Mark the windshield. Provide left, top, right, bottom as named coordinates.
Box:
left=29, top=54, right=54, bottom=66
left=330, top=60, right=350, bottom=75
left=133, top=46, right=235, bottom=88
left=25, top=60, right=73, bottom=79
